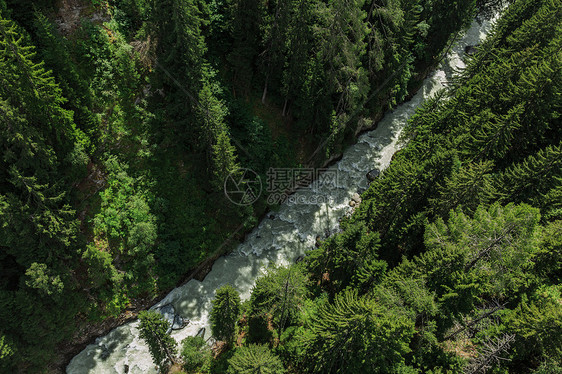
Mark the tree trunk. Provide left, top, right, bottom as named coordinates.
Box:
left=262, top=77, right=268, bottom=104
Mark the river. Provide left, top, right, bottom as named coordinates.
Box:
left=67, top=12, right=501, bottom=374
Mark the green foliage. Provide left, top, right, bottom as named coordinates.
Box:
left=92, top=156, right=157, bottom=302
left=0, top=10, right=87, bottom=368
left=181, top=336, right=212, bottom=373
left=533, top=220, right=562, bottom=283
left=197, top=72, right=239, bottom=189
left=249, top=265, right=308, bottom=334
left=227, top=344, right=285, bottom=374
left=505, top=285, right=562, bottom=364
left=300, top=288, right=415, bottom=373
left=210, top=284, right=241, bottom=343
left=306, top=221, right=386, bottom=294
left=138, top=310, right=177, bottom=370
left=1, top=0, right=557, bottom=371
left=533, top=360, right=562, bottom=374
left=0, top=334, right=15, bottom=369
left=24, top=263, right=64, bottom=298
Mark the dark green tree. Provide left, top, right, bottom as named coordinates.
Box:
left=249, top=265, right=308, bottom=334
left=300, top=289, right=415, bottom=373
left=306, top=221, right=385, bottom=294
left=197, top=74, right=239, bottom=189
left=210, top=284, right=241, bottom=344
left=138, top=310, right=177, bottom=369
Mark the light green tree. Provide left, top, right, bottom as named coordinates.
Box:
left=227, top=344, right=285, bottom=374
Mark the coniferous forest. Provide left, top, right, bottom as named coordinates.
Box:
left=0, top=0, right=560, bottom=372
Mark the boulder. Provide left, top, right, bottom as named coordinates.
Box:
left=172, top=315, right=187, bottom=330
left=99, top=344, right=110, bottom=360
left=352, top=193, right=361, bottom=203
left=349, top=200, right=356, bottom=207
left=465, top=45, right=478, bottom=55
left=196, top=328, right=206, bottom=339
left=366, top=169, right=380, bottom=182
left=159, top=304, right=175, bottom=327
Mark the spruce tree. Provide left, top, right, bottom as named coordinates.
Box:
left=301, top=288, right=415, bottom=373
left=197, top=73, right=239, bottom=190
left=138, top=310, right=178, bottom=370
left=210, top=284, right=241, bottom=344
left=227, top=344, right=285, bottom=374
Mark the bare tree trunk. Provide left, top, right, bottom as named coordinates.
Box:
left=445, top=301, right=505, bottom=340
left=466, top=334, right=515, bottom=374
left=262, top=77, right=268, bottom=103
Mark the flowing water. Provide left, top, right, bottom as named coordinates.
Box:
left=67, top=14, right=501, bottom=374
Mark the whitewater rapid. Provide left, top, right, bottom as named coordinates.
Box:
left=67, top=14, right=500, bottom=374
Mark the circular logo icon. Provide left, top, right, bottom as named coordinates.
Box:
left=224, top=168, right=262, bottom=206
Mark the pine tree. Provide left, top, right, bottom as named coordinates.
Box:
left=249, top=265, right=308, bottom=333
left=227, top=0, right=265, bottom=96
left=431, top=160, right=496, bottom=217
left=227, top=344, right=286, bottom=374
left=0, top=13, right=86, bottom=367
left=316, top=0, right=369, bottom=116
left=301, top=288, right=414, bottom=373
left=306, top=222, right=385, bottom=294
left=210, top=284, right=241, bottom=344
left=280, top=0, right=317, bottom=117
left=258, top=0, right=292, bottom=103
left=197, top=73, right=239, bottom=189
left=496, top=143, right=562, bottom=208
left=138, top=310, right=178, bottom=370
left=420, top=203, right=541, bottom=319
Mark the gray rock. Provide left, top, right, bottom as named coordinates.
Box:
left=366, top=169, right=380, bottom=182
left=172, top=314, right=187, bottom=330
left=465, top=45, right=478, bottom=55
left=99, top=344, right=110, bottom=360
left=158, top=304, right=175, bottom=327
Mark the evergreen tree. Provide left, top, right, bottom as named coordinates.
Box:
left=301, top=289, right=415, bottom=373
left=197, top=74, right=239, bottom=189
left=181, top=336, right=212, bottom=373
left=210, top=284, right=241, bottom=344
left=306, top=221, right=385, bottom=294
left=138, top=310, right=177, bottom=369
left=227, top=344, right=286, bottom=374
left=249, top=265, right=308, bottom=333
left=0, top=11, right=85, bottom=368
left=227, top=0, right=264, bottom=96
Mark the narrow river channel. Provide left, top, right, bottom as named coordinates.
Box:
left=67, top=12, right=501, bottom=374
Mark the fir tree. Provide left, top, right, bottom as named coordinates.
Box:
left=227, top=344, right=286, bottom=374
left=210, top=284, right=241, bottom=344
left=138, top=310, right=178, bottom=370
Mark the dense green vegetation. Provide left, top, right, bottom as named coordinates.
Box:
left=0, top=0, right=559, bottom=372
left=191, top=0, right=559, bottom=373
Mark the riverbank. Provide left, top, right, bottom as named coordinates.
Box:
left=59, top=13, right=498, bottom=373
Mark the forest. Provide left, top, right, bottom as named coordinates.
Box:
left=0, top=0, right=560, bottom=372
